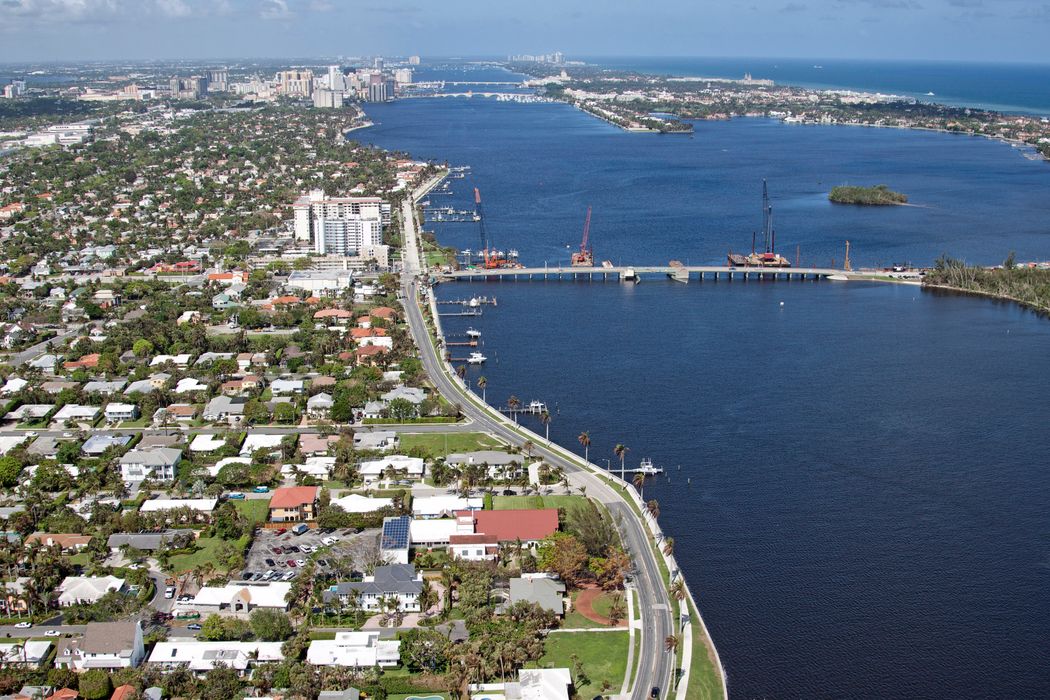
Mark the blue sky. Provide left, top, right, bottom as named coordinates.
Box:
left=1, top=0, right=1049, bottom=63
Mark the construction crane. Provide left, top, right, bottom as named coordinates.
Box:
left=473, top=187, right=514, bottom=269
left=571, top=206, right=594, bottom=267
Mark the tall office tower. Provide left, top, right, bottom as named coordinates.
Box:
left=408, top=55, right=421, bottom=65
left=313, top=89, right=344, bottom=109
left=373, top=57, right=384, bottom=71
left=277, top=70, right=315, bottom=97
left=326, top=65, right=345, bottom=91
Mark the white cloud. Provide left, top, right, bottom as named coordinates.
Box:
left=260, top=0, right=292, bottom=19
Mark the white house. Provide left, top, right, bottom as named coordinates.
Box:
left=147, top=641, right=284, bottom=674
left=412, top=495, right=483, bottom=519
left=150, top=353, right=192, bottom=368
left=306, top=392, right=333, bottom=418
left=358, top=455, right=425, bottom=484
left=306, top=632, right=400, bottom=668
left=0, top=640, right=52, bottom=667
left=119, top=447, right=182, bottom=482
left=353, top=430, right=398, bottom=452
left=139, top=498, right=218, bottom=514
left=55, top=621, right=144, bottom=671
left=57, top=575, right=126, bottom=607
left=281, top=456, right=334, bottom=481
left=179, top=581, right=292, bottom=618
left=51, top=404, right=99, bottom=425
left=270, top=378, right=305, bottom=395
left=173, top=377, right=209, bottom=394
left=240, top=432, right=286, bottom=457
left=330, top=494, right=393, bottom=514
left=104, top=402, right=139, bottom=422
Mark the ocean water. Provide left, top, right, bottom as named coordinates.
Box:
left=584, top=57, right=1050, bottom=115
left=357, top=92, right=1050, bottom=698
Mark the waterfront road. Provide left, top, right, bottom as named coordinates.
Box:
left=400, top=184, right=675, bottom=699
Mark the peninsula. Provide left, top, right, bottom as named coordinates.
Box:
left=829, top=184, right=909, bottom=205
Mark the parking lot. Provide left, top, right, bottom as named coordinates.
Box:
left=242, top=526, right=381, bottom=582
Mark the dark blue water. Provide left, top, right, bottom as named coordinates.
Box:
left=357, top=96, right=1050, bottom=698
left=361, top=99, right=1050, bottom=268
left=587, top=57, right=1050, bottom=115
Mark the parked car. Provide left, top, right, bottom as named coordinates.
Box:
left=299, top=545, right=313, bottom=554
left=275, top=528, right=287, bottom=535
left=295, top=559, right=306, bottom=567
left=253, top=486, right=270, bottom=493
left=286, top=559, right=297, bottom=567
left=321, top=536, right=337, bottom=546
left=164, top=586, right=176, bottom=599
left=271, top=547, right=283, bottom=555
left=187, top=623, right=202, bottom=631
left=265, top=558, right=276, bottom=567
left=227, top=492, right=245, bottom=500
left=292, top=523, right=309, bottom=535
left=316, top=559, right=329, bottom=567
left=281, top=571, right=296, bottom=581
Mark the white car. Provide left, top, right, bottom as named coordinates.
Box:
left=13, top=621, right=32, bottom=629
left=44, top=630, right=61, bottom=637
left=25, top=431, right=38, bottom=438
left=321, top=536, right=337, bottom=546
left=295, top=559, right=306, bottom=567
left=299, top=545, right=314, bottom=553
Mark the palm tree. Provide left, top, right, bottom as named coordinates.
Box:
left=521, top=440, right=534, bottom=459
left=614, top=443, right=629, bottom=478
left=418, top=579, right=438, bottom=615
left=539, top=409, right=551, bottom=442
left=577, top=431, right=591, bottom=464
left=477, top=375, right=487, bottom=402
left=508, top=395, right=521, bottom=423
left=669, top=577, right=686, bottom=602
left=662, top=537, right=675, bottom=557
left=633, top=471, right=646, bottom=500
left=646, top=499, right=660, bottom=520
left=456, top=364, right=466, bottom=380
left=665, top=634, right=680, bottom=654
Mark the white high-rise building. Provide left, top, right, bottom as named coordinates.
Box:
left=393, top=68, right=413, bottom=86
left=293, top=190, right=385, bottom=255
left=327, top=65, right=345, bottom=92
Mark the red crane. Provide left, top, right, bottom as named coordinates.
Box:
left=571, top=206, right=594, bottom=267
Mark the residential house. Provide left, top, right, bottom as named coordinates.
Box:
left=507, top=575, right=566, bottom=616
left=299, top=433, right=338, bottom=456
left=149, top=354, right=191, bottom=368
left=353, top=430, right=398, bottom=452
left=202, top=395, right=246, bottom=425
left=54, top=621, right=144, bottom=670
left=124, top=373, right=170, bottom=395
left=381, top=385, right=425, bottom=405
left=446, top=450, right=526, bottom=481
left=0, top=641, right=52, bottom=667
left=173, top=377, right=208, bottom=394
left=179, top=582, right=292, bottom=618
left=146, top=641, right=284, bottom=674
left=81, top=434, right=131, bottom=455
left=449, top=533, right=500, bottom=562
left=104, top=403, right=139, bottom=422
left=456, top=509, right=560, bottom=546
left=106, top=530, right=194, bottom=554
left=281, top=456, right=334, bottom=481
left=118, top=447, right=182, bottom=482
left=62, top=353, right=100, bottom=371
left=83, top=380, right=127, bottom=395
left=322, top=564, right=422, bottom=613
left=56, top=575, right=126, bottom=607
left=239, top=432, right=286, bottom=457
left=330, top=494, right=393, bottom=514
left=3, top=404, right=55, bottom=424
left=306, top=392, right=333, bottom=418
left=355, top=344, right=389, bottom=366
left=379, top=515, right=411, bottom=564
left=138, top=498, right=217, bottom=514
left=25, top=533, right=92, bottom=552
left=358, top=455, right=425, bottom=485
left=40, top=380, right=78, bottom=394
left=268, top=486, right=319, bottom=522
left=51, top=404, right=99, bottom=425
left=154, top=403, right=197, bottom=424
left=270, top=378, right=304, bottom=395
left=306, top=632, right=400, bottom=668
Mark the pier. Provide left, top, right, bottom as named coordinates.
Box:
left=439, top=264, right=860, bottom=283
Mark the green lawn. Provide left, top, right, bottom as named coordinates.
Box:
left=493, top=494, right=592, bottom=518
left=166, top=535, right=246, bottom=574
left=233, top=499, right=270, bottom=526
left=563, top=591, right=606, bottom=630
left=398, top=431, right=501, bottom=456
left=685, top=599, right=726, bottom=700
left=530, top=630, right=629, bottom=697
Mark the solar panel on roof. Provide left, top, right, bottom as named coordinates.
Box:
left=381, top=516, right=410, bottom=550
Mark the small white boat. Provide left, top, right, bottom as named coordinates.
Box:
left=634, top=458, right=663, bottom=475
left=925, top=91, right=935, bottom=96
left=827, top=274, right=849, bottom=281
left=527, top=400, right=547, bottom=414
left=467, top=352, right=487, bottom=364
left=466, top=328, right=482, bottom=338
left=623, top=267, right=639, bottom=283
left=468, top=297, right=480, bottom=308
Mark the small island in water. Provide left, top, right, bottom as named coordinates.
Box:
left=829, top=184, right=909, bottom=205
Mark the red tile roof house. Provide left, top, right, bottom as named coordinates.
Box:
left=63, top=353, right=100, bottom=370
left=454, top=508, right=560, bottom=545
left=268, top=486, right=320, bottom=523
